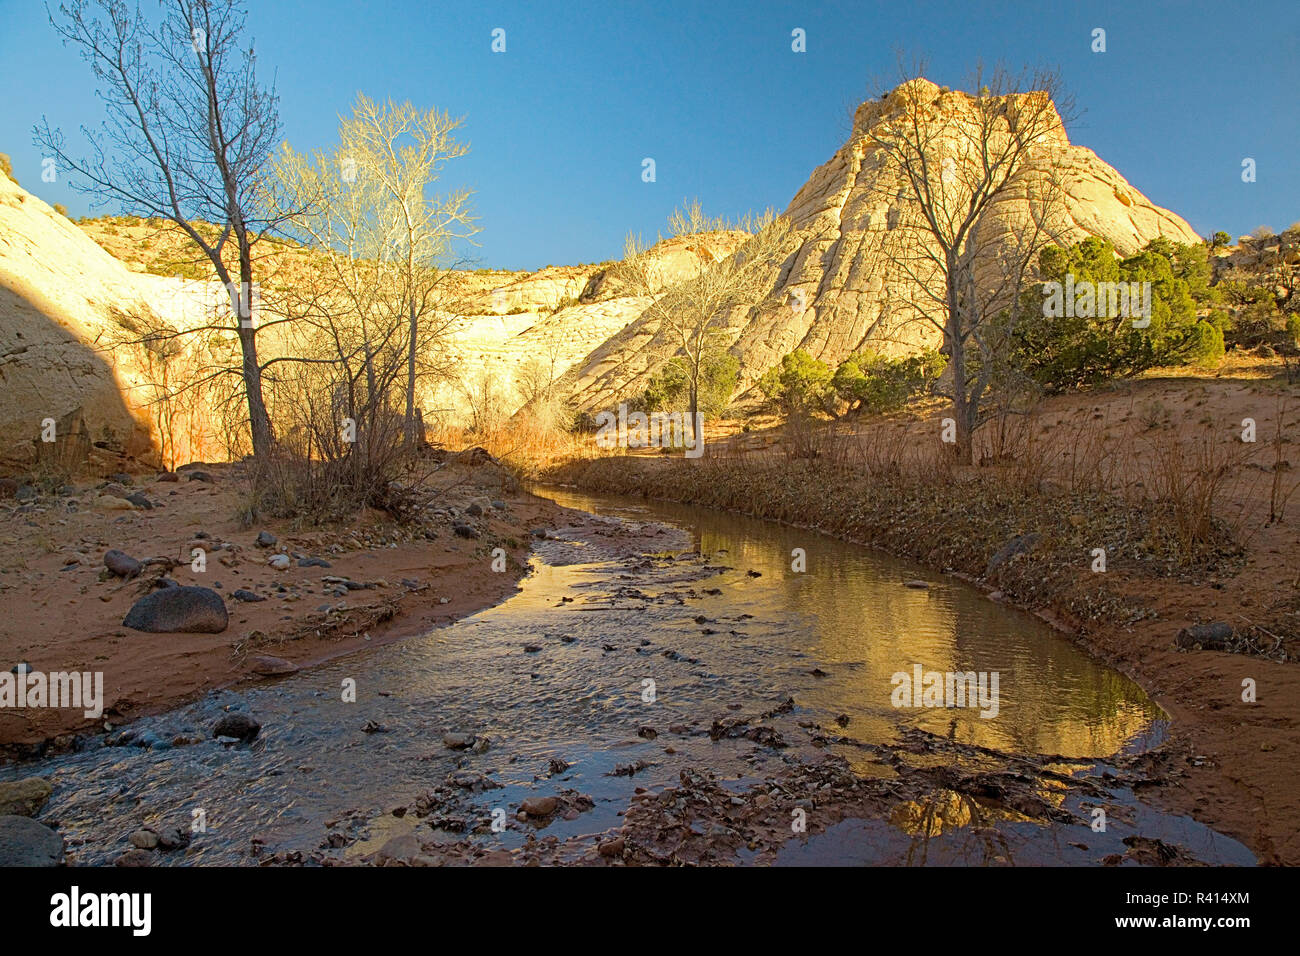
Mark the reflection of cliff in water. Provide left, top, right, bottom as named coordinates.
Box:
left=540, top=486, right=1166, bottom=760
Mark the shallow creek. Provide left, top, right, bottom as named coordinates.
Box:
left=0, top=486, right=1255, bottom=865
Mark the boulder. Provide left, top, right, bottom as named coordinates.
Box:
left=375, top=833, right=424, bottom=864
left=0, top=777, right=52, bottom=817
left=249, top=655, right=298, bottom=676
left=519, top=796, right=559, bottom=817
left=156, top=826, right=190, bottom=850
left=114, top=848, right=153, bottom=867
left=122, top=585, right=228, bottom=633
left=1175, top=621, right=1234, bottom=651
left=0, top=815, right=63, bottom=866
left=212, top=712, right=261, bottom=741
left=129, top=829, right=159, bottom=850
left=92, top=495, right=135, bottom=511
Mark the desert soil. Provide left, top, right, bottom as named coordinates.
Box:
left=0, top=454, right=564, bottom=756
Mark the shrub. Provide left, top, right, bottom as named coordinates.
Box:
left=642, top=352, right=739, bottom=418
left=0, top=153, right=15, bottom=185
left=1182, top=319, right=1225, bottom=367
left=830, top=349, right=945, bottom=416
left=53, top=202, right=69, bottom=217
left=757, top=350, right=833, bottom=415
left=1009, top=237, right=1218, bottom=390
left=1218, top=280, right=1287, bottom=350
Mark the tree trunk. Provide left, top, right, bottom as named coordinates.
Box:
left=689, top=379, right=700, bottom=450
left=945, top=271, right=973, bottom=466
left=230, top=248, right=273, bottom=460
left=405, top=296, right=418, bottom=446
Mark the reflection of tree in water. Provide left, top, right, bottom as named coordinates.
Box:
left=891, top=790, right=1023, bottom=865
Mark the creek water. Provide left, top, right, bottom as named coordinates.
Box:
left=0, top=485, right=1255, bottom=865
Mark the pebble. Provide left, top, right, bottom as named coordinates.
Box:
left=520, top=796, right=559, bottom=817
left=103, top=549, right=141, bottom=578
left=129, top=829, right=160, bottom=850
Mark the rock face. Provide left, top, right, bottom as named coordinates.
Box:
left=421, top=234, right=745, bottom=425
left=122, top=585, right=228, bottom=633
left=564, top=79, right=1201, bottom=410
left=2, top=82, right=1201, bottom=445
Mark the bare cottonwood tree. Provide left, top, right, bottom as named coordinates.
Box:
left=340, top=95, right=477, bottom=445
left=619, top=201, right=793, bottom=444
left=36, top=0, right=290, bottom=459
left=270, top=95, right=476, bottom=448
left=865, top=63, right=1074, bottom=464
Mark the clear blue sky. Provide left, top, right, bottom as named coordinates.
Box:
left=1, top=0, right=1296, bottom=271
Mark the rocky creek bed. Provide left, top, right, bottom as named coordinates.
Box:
left=0, top=489, right=1255, bottom=866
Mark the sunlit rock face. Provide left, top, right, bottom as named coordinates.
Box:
left=563, top=79, right=1199, bottom=411
left=431, top=233, right=747, bottom=425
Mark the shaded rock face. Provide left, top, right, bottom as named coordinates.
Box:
left=564, top=79, right=1200, bottom=410
left=0, top=172, right=220, bottom=467
left=122, top=585, right=228, bottom=633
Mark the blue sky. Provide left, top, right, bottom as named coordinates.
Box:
left=1, top=0, right=1296, bottom=270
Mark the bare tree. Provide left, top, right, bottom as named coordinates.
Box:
left=36, top=0, right=291, bottom=459
left=865, top=62, right=1074, bottom=464
left=339, top=95, right=477, bottom=445
left=514, top=338, right=570, bottom=431
left=269, top=95, right=475, bottom=452
left=618, top=200, right=793, bottom=444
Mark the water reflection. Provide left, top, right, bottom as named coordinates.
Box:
left=536, top=485, right=1166, bottom=760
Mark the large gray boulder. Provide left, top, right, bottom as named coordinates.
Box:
left=123, top=585, right=228, bottom=633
